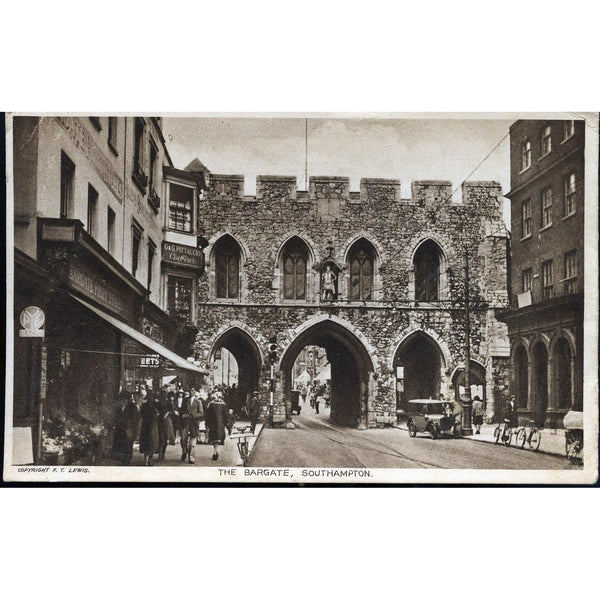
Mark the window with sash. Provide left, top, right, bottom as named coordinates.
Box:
left=521, top=139, right=531, bottom=171
left=563, top=250, right=577, bottom=294
left=108, top=117, right=118, bottom=153
left=541, top=125, right=552, bottom=156
left=541, top=187, right=553, bottom=228
left=522, top=268, right=532, bottom=293
left=131, top=221, right=143, bottom=278
left=542, top=260, right=553, bottom=300
left=564, top=120, right=575, bottom=140
left=521, top=199, right=531, bottom=238
left=215, top=235, right=241, bottom=299
left=282, top=237, right=309, bottom=301
left=168, top=183, right=194, bottom=232
left=87, top=184, right=98, bottom=236
left=60, top=152, right=75, bottom=219
left=564, top=173, right=576, bottom=216
left=348, top=239, right=375, bottom=301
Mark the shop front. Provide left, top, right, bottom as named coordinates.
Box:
left=13, top=219, right=206, bottom=465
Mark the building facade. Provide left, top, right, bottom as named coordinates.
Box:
left=12, top=115, right=206, bottom=463
left=191, top=172, right=511, bottom=428
left=501, top=119, right=585, bottom=427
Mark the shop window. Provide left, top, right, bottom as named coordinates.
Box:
left=348, top=239, right=375, bottom=301
left=563, top=250, right=577, bottom=294
left=107, top=207, right=116, bottom=255
left=542, top=260, right=553, bottom=300
left=87, top=184, right=98, bottom=236
left=541, top=187, right=552, bottom=228
left=168, top=183, right=194, bottom=232
left=414, top=239, right=442, bottom=301
left=167, top=275, right=193, bottom=323
left=60, top=151, right=75, bottom=219
left=521, top=199, right=531, bottom=238
left=147, top=239, right=156, bottom=290
left=108, top=117, right=118, bottom=154
left=282, top=237, right=309, bottom=301
left=541, top=125, right=552, bottom=156
left=563, top=173, right=576, bottom=216
left=132, top=117, right=147, bottom=192
left=131, top=221, right=143, bottom=277
left=215, top=235, right=241, bottom=299
left=521, top=139, right=531, bottom=171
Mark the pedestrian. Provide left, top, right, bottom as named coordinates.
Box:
left=181, top=391, right=203, bottom=464
left=205, top=391, right=229, bottom=461
left=314, top=384, right=322, bottom=414
left=323, top=384, right=330, bottom=409
left=113, top=391, right=138, bottom=465
left=165, top=391, right=176, bottom=445
left=472, top=395, right=484, bottom=434
left=247, top=390, right=261, bottom=434
left=156, top=390, right=172, bottom=461
left=139, top=387, right=159, bottom=466
left=172, top=390, right=185, bottom=443
left=506, top=394, right=518, bottom=429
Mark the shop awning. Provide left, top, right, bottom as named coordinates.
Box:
left=69, top=294, right=208, bottom=375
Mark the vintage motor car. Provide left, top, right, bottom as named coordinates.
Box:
left=406, top=399, right=461, bottom=439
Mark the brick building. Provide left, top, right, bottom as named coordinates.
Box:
left=500, top=119, right=584, bottom=427
left=190, top=170, right=511, bottom=428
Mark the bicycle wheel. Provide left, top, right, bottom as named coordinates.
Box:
left=503, top=428, right=513, bottom=446
left=529, top=428, right=541, bottom=451
left=241, top=441, right=249, bottom=466
left=516, top=427, right=526, bottom=448
left=494, top=426, right=501, bottom=444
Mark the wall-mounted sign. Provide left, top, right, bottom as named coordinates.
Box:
left=162, top=242, right=204, bottom=271
left=19, top=306, right=45, bottom=338
left=139, top=354, right=160, bottom=368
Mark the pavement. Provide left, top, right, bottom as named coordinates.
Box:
left=396, top=419, right=568, bottom=458
left=100, top=420, right=263, bottom=467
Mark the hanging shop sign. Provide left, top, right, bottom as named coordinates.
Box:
left=162, top=242, right=204, bottom=271
left=19, top=306, right=45, bottom=338
left=139, top=354, right=161, bottom=368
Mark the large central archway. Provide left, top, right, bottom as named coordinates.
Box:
left=279, top=319, right=375, bottom=428
left=210, top=327, right=262, bottom=413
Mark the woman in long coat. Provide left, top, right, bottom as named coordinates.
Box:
left=156, top=390, right=173, bottom=461
left=205, top=392, right=230, bottom=461
left=113, top=391, right=139, bottom=465
left=139, top=388, right=159, bottom=466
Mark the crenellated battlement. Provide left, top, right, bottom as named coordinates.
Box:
left=205, top=174, right=503, bottom=208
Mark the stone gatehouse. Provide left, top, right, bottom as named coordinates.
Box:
left=192, top=172, right=511, bottom=427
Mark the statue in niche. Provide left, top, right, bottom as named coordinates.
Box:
left=321, top=264, right=338, bottom=301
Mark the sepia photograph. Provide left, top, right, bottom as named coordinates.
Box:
left=4, top=112, right=598, bottom=484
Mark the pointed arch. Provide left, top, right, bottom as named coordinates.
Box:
left=206, top=231, right=249, bottom=302
left=389, top=327, right=451, bottom=372
left=274, top=234, right=317, bottom=302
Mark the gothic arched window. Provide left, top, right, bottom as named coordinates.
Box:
left=282, top=237, right=309, bottom=300
left=348, top=239, right=375, bottom=301
left=414, top=240, right=442, bottom=301
left=215, top=235, right=240, bottom=299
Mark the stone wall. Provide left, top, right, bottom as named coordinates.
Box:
left=194, top=175, right=510, bottom=426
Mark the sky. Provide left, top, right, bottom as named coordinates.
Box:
left=162, top=115, right=515, bottom=226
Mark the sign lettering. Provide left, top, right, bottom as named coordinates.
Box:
left=162, top=242, right=204, bottom=270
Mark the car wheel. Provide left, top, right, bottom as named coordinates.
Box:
left=429, top=424, right=438, bottom=440
left=408, top=421, right=417, bottom=437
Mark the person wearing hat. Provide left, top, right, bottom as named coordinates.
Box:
left=205, top=390, right=229, bottom=461
left=172, top=390, right=186, bottom=444
left=180, top=390, right=203, bottom=464
left=472, top=395, right=484, bottom=434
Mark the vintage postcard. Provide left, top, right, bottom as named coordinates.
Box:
left=3, top=112, right=598, bottom=484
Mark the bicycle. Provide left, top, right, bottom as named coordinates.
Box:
left=516, top=421, right=541, bottom=451
left=493, top=419, right=513, bottom=446
left=180, top=415, right=195, bottom=463
left=565, top=428, right=583, bottom=462
left=231, top=425, right=254, bottom=466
